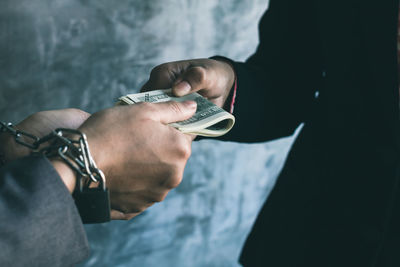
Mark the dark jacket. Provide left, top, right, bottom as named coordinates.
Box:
left=0, top=155, right=89, bottom=267
left=222, top=0, right=400, bottom=266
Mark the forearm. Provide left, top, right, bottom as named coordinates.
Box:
left=217, top=60, right=306, bottom=143
left=51, top=159, right=77, bottom=193
left=0, top=127, right=77, bottom=193
left=216, top=0, right=321, bottom=143
left=0, top=130, right=30, bottom=164
left=0, top=155, right=89, bottom=266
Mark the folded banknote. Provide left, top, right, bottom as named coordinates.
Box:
left=117, top=89, right=235, bottom=137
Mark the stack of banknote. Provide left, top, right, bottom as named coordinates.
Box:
left=117, top=89, right=235, bottom=137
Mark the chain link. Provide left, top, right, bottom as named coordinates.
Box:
left=0, top=122, right=105, bottom=190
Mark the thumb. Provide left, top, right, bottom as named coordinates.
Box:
left=151, top=100, right=197, bottom=124
left=172, top=66, right=211, bottom=97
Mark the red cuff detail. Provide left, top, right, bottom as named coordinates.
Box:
left=229, top=75, right=237, bottom=114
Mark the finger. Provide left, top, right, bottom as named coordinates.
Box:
left=110, top=209, right=126, bottom=220
left=151, top=100, right=197, bottom=124
left=141, top=63, right=178, bottom=92
left=187, top=133, right=197, bottom=142
left=123, top=213, right=138, bottom=220
left=111, top=209, right=140, bottom=220
left=172, top=66, right=211, bottom=97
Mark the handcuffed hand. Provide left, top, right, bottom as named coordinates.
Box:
left=0, top=101, right=197, bottom=221
left=141, top=58, right=235, bottom=108
left=0, top=108, right=90, bottom=163
left=78, top=100, right=197, bottom=220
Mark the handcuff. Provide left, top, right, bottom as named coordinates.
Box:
left=0, top=122, right=110, bottom=224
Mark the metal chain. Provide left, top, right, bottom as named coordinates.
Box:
left=0, top=122, right=40, bottom=149
left=0, top=122, right=105, bottom=190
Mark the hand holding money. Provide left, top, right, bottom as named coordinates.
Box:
left=78, top=101, right=197, bottom=219
left=141, top=58, right=235, bottom=108
left=118, top=89, right=235, bottom=137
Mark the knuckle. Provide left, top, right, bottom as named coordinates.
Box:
left=150, top=65, right=162, bottom=77
left=136, top=102, right=154, bottom=113
left=190, top=67, right=207, bottom=85
left=169, top=101, right=183, bottom=114
left=162, top=166, right=183, bottom=189
left=150, top=64, right=170, bottom=79
left=165, top=175, right=182, bottom=189
left=119, top=206, right=130, bottom=214
left=175, top=136, right=192, bottom=159
left=137, top=101, right=151, bottom=108
left=124, top=214, right=137, bottom=220
left=151, top=192, right=167, bottom=203
left=128, top=206, right=146, bottom=214
left=137, top=206, right=147, bottom=213
left=180, top=143, right=191, bottom=159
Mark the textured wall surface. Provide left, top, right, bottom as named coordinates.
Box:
left=0, top=1, right=297, bottom=266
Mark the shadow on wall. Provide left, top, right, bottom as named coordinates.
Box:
left=0, top=0, right=299, bottom=266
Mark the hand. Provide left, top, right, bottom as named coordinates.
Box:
left=78, top=100, right=197, bottom=220
left=141, top=58, right=235, bottom=108
left=0, top=109, right=90, bottom=163
left=0, top=109, right=90, bottom=194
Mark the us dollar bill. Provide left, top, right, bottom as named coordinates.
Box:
left=117, top=89, right=235, bottom=137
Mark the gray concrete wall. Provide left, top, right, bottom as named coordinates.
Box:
left=0, top=1, right=297, bottom=266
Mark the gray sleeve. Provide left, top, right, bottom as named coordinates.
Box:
left=0, top=155, right=89, bottom=267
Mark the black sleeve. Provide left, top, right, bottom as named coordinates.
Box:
left=0, top=155, right=89, bottom=267
left=218, top=0, right=322, bottom=143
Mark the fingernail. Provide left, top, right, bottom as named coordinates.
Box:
left=183, top=100, right=197, bottom=109
left=174, top=81, right=191, bottom=95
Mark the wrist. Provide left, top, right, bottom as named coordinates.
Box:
left=0, top=131, right=30, bottom=164
left=210, top=56, right=236, bottom=109
left=77, top=127, right=109, bottom=177
left=210, top=56, right=236, bottom=90
left=50, top=159, right=77, bottom=193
